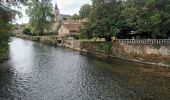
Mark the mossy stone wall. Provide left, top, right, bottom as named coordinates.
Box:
left=80, top=42, right=170, bottom=64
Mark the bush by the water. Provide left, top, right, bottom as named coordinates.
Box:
left=23, top=28, right=31, bottom=35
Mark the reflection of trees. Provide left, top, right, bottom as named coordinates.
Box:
left=95, top=58, right=170, bottom=100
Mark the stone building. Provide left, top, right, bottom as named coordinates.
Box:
left=58, top=22, right=81, bottom=37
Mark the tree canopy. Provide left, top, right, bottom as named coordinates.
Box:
left=79, top=4, right=92, bottom=19
left=80, top=0, right=123, bottom=41
left=0, top=0, right=28, bottom=57
left=26, top=0, right=53, bottom=35
left=71, top=14, right=80, bottom=20
left=80, top=0, right=170, bottom=40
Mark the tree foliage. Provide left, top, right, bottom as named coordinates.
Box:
left=81, top=0, right=123, bottom=41
left=71, top=14, right=80, bottom=20
left=0, top=0, right=28, bottom=57
left=80, top=21, right=95, bottom=39
left=23, top=27, right=31, bottom=35
left=79, top=4, right=92, bottom=19
left=122, top=0, right=170, bottom=38
left=81, top=0, right=170, bottom=40
left=27, top=0, right=53, bottom=35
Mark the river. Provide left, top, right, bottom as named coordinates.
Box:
left=0, top=38, right=170, bottom=100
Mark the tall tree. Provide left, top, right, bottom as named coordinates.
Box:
left=27, top=0, right=53, bottom=35
left=81, top=0, right=170, bottom=39
left=79, top=4, right=92, bottom=19
left=156, top=0, right=170, bottom=38
left=0, top=0, right=27, bottom=58
left=89, top=0, right=124, bottom=41
left=71, top=14, right=80, bottom=20
left=121, top=0, right=170, bottom=38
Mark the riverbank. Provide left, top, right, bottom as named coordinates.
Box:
left=1, top=37, right=170, bottom=100
left=0, top=47, right=8, bottom=63
left=15, top=34, right=170, bottom=67
left=80, top=42, right=170, bottom=68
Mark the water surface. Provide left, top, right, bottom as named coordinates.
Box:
left=0, top=38, right=170, bottom=100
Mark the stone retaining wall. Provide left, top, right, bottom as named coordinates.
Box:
left=80, top=41, right=170, bottom=66
left=15, top=34, right=170, bottom=66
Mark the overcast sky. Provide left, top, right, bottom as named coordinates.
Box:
left=15, top=0, right=92, bottom=24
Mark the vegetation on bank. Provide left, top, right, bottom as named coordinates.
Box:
left=26, top=0, right=53, bottom=36
left=22, top=0, right=170, bottom=41
left=79, top=0, right=170, bottom=40
left=0, top=0, right=28, bottom=60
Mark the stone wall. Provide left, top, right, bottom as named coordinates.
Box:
left=80, top=41, right=170, bottom=66
left=15, top=34, right=170, bottom=66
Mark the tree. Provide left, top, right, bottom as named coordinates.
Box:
left=79, top=4, right=92, bottom=19
left=88, top=0, right=124, bottom=41
left=0, top=0, right=28, bottom=58
left=81, top=0, right=170, bottom=39
left=80, top=22, right=95, bottom=39
left=23, top=27, right=31, bottom=35
left=156, top=0, right=170, bottom=38
left=27, top=0, right=53, bottom=36
left=71, top=14, right=80, bottom=20
left=121, top=0, right=170, bottom=38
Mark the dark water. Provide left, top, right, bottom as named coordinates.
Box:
left=0, top=38, right=170, bottom=100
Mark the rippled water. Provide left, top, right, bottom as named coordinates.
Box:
left=0, top=38, right=170, bottom=100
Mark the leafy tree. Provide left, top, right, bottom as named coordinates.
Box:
left=27, top=0, right=53, bottom=36
left=82, top=0, right=170, bottom=39
left=88, top=0, right=124, bottom=41
left=0, top=0, right=28, bottom=58
left=79, top=4, right=92, bottom=19
left=122, top=0, right=157, bottom=38
left=122, top=0, right=170, bottom=38
left=23, top=27, right=31, bottom=35
left=71, top=14, right=80, bottom=20
left=80, top=22, right=95, bottom=39
left=156, top=0, right=170, bottom=38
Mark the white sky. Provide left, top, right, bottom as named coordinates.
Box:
left=15, top=0, right=92, bottom=24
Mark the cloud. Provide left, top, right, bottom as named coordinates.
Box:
left=13, top=5, right=29, bottom=24
left=16, top=0, right=92, bottom=24
left=53, top=0, right=92, bottom=15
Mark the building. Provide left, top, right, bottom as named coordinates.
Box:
left=53, top=2, right=86, bottom=37
left=58, top=22, right=81, bottom=37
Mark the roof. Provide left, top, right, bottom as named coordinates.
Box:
left=62, top=23, right=81, bottom=32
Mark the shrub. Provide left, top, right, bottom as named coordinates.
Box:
left=23, top=28, right=31, bottom=35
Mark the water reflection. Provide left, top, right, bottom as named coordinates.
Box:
left=0, top=38, right=170, bottom=100
left=9, top=38, right=34, bottom=76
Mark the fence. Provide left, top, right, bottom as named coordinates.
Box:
left=115, top=39, right=170, bottom=44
